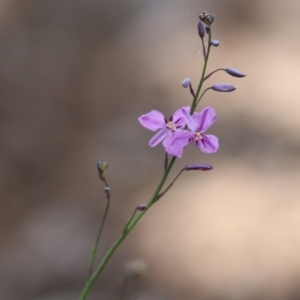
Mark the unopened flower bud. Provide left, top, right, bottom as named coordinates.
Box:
left=97, top=161, right=109, bottom=174
left=104, top=186, right=111, bottom=194
left=197, top=21, right=205, bottom=38
left=205, top=27, right=211, bottom=34
left=225, top=68, right=246, bottom=78
left=185, top=164, right=213, bottom=171
left=136, top=204, right=147, bottom=211
left=212, top=83, right=236, bottom=92
left=210, top=39, right=220, bottom=47
left=181, top=78, right=191, bottom=88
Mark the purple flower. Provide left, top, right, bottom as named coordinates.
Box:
left=138, top=107, right=189, bottom=156
left=171, top=107, right=219, bottom=155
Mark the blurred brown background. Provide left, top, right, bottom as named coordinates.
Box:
left=1, top=0, right=300, bottom=299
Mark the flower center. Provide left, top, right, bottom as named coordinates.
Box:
left=194, top=131, right=203, bottom=141
left=166, top=121, right=176, bottom=131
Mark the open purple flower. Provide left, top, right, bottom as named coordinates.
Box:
left=171, top=107, right=219, bottom=154
left=138, top=107, right=189, bottom=155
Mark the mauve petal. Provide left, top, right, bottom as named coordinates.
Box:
left=162, top=132, right=173, bottom=149
left=173, top=106, right=190, bottom=128
left=171, top=131, right=194, bottom=148
left=197, top=134, right=219, bottom=153
left=181, top=108, right=197, bottom=131
left=138, top=110, right=165, bottom=131
left=149, top=129, right=168, bottom=147
left=195, top=107, right=217, bottom=132
left=167, top=130, right=194, bottom=157
left=166, top=144, right=185, bottom=158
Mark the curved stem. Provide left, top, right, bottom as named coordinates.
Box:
left=155, top=168, right=185, bottom=201
left=79, top=157, right=176, bottom=300
left=203, top=68, right=223, bottom=81
left=195, top=87, right=212, bottom=107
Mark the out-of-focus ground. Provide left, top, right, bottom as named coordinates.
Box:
left=1, top=1, right=300, bottom=299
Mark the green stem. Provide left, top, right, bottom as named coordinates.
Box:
left=79, top=157, right=176, bottom=300
left=88, top=193, right=110, bottom=276
left=191, top=32, right=212, bottom=113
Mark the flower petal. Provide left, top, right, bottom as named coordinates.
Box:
left=195, top=107, right=216, bottom=132
left=166, top=144, right=185, bottom=158
left=149, top=128, right=168, bottom=147
left=197, top=134, right=219, bottom=153
left=138, top=110, right=165, bottom=131
left=165, top=131, right=193, bottom=157
left=181, top=107, right=197, bottom=131
left=173, top=106, right=190, bottom=128
left=162, top=132, right=173, bottom=149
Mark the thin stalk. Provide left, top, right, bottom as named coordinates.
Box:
left=195, top=87, right=212, bottom=107
left=203, top=68, right=223, bottom=81
left=191, top=31, right=212, bottom=113
left=88, top=194, right=110, bottom=276
left=79, top=157, right=176, bottom=300
left=155, top=168, right=185, bottom=201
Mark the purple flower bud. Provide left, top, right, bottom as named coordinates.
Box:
left=212, top=83, right=236, bottom=92
left=210, top=39, right=220, bottom=47
left=197, top=21, right=205, bottom=38
left=136, top=204, right=147, bottom=211
left=205, top=27, right=211, bottom=34
left=181, top=78, right=191, bottom=88
left=225, top=68, right=246, bottom=78
left=185, top=164, right=213, bottom=171
left=104, top=186, right=111, bottom=194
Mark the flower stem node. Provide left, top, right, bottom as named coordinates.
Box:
left=210, top=39, right=220, bottom=47
left=181, top=78, right=191, bottom=88
left=185, top=164, right=213, bottom=171
left=225, top=68, right=246, bottom=78
left=212, top=83, right=236, bottom=92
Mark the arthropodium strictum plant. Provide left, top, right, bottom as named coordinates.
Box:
left=80, top=11, right=246, bottom=300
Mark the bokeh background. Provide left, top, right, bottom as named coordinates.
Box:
left=1, top=0, right=300, bottom=299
